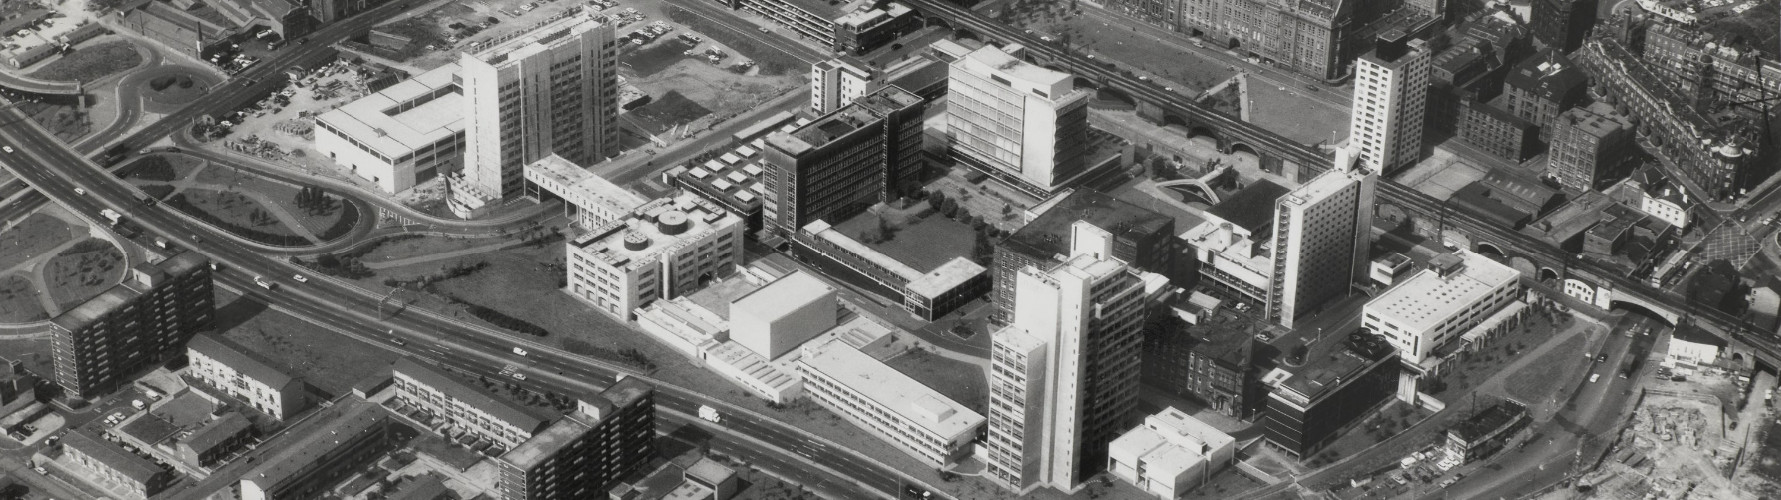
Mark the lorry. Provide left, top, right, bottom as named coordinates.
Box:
left=698, top=405, right=721, bottom=423
left=100, top=208, right=122, bottom=225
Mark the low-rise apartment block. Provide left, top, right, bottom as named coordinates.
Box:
left=797, top=338, right=984, bottom=466
left=391, top=358, right=552, bottom=451
left=62, top=429, right=172, bottom=500
left=239, top=398, right=398, bottom=500
left=186, top=333, right=309, bottom=420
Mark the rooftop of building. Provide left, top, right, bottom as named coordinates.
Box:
left=569, top=193, right=739, bottom=272
left=679, top=119, right=806, bottom=211
left=885, top=56, right=950, bottom=94
left=1643, top=1, right=1781, bottom=61
left=905, top=257, right=987, bottom=299
left=52, top=252, right=209, bottom=331
left=705, top=340, right=801, bottom=390
left=957, top=44, right=1071, bottom=90
left=385, top=473, right=450, bottom=500
left=392, top=358, right=552, bottom=432
left=120, top=412, right=182, bottom=445
left=835, top=2, right=911, bottom=28
left=770, top=86, right=922, bottom=156
left=180, top=412, right=254, bottom=454
left=1276, top=342, right=1392, bottom=403
left=1528, top=191, right=1614, bottom=244
left=188, top=333, right=297, bottom=389
left=525, top=153, right=647, bottom=214
left=1450, top=182, right=1535, bottom=229
left=500, top=378, right=652, bottom=470
left=1504, top=49, right=1586, bottom=101
left=1449, top=401, right=1527, bottom=441
left=1366, top=251, right=1519, bottom=333
left=1671, top=322, right=1729, bottom=347
left=1207, top=180, right=1291, bottom=234
left=686, top=456, right=735, bottom=483
left=242, top=398, right=389, bottom=489
left=316, top=63, right=463, bottom=158
left=469, top=13, right=605, bottom=66
left=799, top=339, right=984, bottom=439
left=1557, top=102, right=1632, bottom=137
left=63, top=429, right=165, bottom=483
left=778, top=0, right=868, bottom=21
left=1110, top=409, right=1235, bottom=477
left=732, top=271, right=834, bottom=322
left=1003, top=189, right=1173, bottom=262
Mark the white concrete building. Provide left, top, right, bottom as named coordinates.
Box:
left=451, top=14, right=619, bottom=218
left=185, top=333, right=308, bottom=420
left=1349, top=36, right=1430, bottom=175
left=1664, top=327, right=1726, bottom=369
left=1267, top=148, right=1377, bottom=328
left=522, top=154, right=647, bottom=229
left=985, top=224, right=1169, bottom=493
left=314, top=63, right=465, bottom=194
left=811, top=58, right=872, bottom=114
left=797, top=338, right=984, bottom=466
left=1363, top=251, right=1521, bottom=365
left=946, top=44, right=1092, bottom=197
left=730, top=271, right=838, bottom=360
left=1107, top=407, right=1236, bottom=499
left=566, top=193, right=744, bottom=320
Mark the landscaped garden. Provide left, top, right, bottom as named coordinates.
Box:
left=139, top=69, right=220, bottom=112
left=167, top=189, right=309, bottom=244
left=42, top=238, right=125, bottom=312
left=0, top=214, right=76, bottom=273
left=0, top=274, right=47, bottom=323
left=28, top=40, right=142, bottom=82
left=193, top=164, right=353, bottom=237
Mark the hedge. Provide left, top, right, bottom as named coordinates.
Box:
left=165, top=193, right=310, bottom=247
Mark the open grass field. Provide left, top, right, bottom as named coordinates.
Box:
left=882, top=348, right=986, bottom=410
left=1009, top=3, right=1234, bottom=95
left=139, top=70, right=219, bottom=111
left=28, top=40, right=142, bottom=82
left=193, top=164, right=347, bottom=236
left=0, top=213, right=76, bottom=274
left=355, top=234, right=504, bottom=264
left=214, top=290, right=402, bottom=396
left=1245, top=78, right=1349, bottom=146
left=173, top=188, right=304, bottom=237
left=0, top=274, right=47, bottom=323
left=0, top=338, right=53, bottom=377
left=17, top=100, right=88, bottom=142
left=42, top=238, right=124, bottom=313
left=1503, top=333, right=1586, bottom=403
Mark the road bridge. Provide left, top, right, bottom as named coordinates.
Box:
left=0, top=71, right=82, bottom=96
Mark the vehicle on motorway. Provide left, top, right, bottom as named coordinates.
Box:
left=1, top=146, right=11, bottom=153
left=1589, top=373, right=1600, bottom=383
left=1305, top=84, right=1319, bottom=92
left=139, top=194, right=157, bottom=206
left=100, top=208, right=123, bottom=224
left=253, top=276, right=276, bottom=289
left=511, top=372, right=527, bottom=381
left=1595, top=354, right=1607, bottom=363
left=513, top=347, right=530, bottom=356
left=698, top=405, right=721, bottom=423
left=74, top=187, right=85, bottom=195
left=759, top=27, right=771, bottom=33
left=292, top=274, right=308, bottom=283
left=391, top=337, right=406, bottom=346
left=32, top=467, right=46, bottom=475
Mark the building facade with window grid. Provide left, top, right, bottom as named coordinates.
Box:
left=50, top=252, right=213, bottom=400
left=566, top=192, right=744, bottom=320
left=1348, top=35, right=1430, bottom=175
left=945, top=45, right=1091, bottom=198
left=451, top=14, right=620, bottom=218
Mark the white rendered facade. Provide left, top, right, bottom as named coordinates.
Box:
left=1107, top=407, right=1236, bottom=499
left=185, top=334, right=307, bottom=421
left=314, top=63, right=465, bottom=194
left=451, top=14, right=619, bottom=218
left=522, top=154, right=647, bottom=229
left=810, top=58, right=871, bottom=114
left=566, top=193, right=743, bottom=320
left=985, top=234, right=1163, bottom=493
left=1362, top=251, right=1521, bottom=364
left=1267, top=149, right=1376, bottom=328
left=946, top=45, right=1091, bottom=196
left=797, top=338, right=985, bottom=466
left=1349, top=38, right=1430, bottom=175
left=730, top=271, right=838, bottom=360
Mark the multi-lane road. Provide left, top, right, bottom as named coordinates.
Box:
left=0, top=98, right=933, bottom=499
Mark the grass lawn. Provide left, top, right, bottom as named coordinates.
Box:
left=193, top=165, right=346, bottom=236
left=16, top=100, right=88, bottom=143
left=123, top=153, right=206, bottom=182
left=665, top=5, right=805, bottom=76
left=175, top=188, right=303, bottom=236
left=356, top=234, right=505, bottom=264
left=140, top=70, right=218, bottom=110
left=0, top=274, right=47, bottom=323
left=1503, top=334, right=1586, bottom=404
left=0, top=213, right=77, bottom=274
left=629, top=90, right=713, bottom=136
left=28, top=40, right=142, bottom=82
left=833, top=210, right=977, bottom=273
left=215, top=290, right=402, bottom=396
left=42, top=239, right=124, bottom=313
left=1201, top=82, right=1240, bottom=118
left=0, top=338, right=53, bottom=378
left=622, top=39, right=697, bottom=77
left=883, top=348, right=986, bottom=410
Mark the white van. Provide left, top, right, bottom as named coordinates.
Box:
left=512, top=347, right=529, bottom=356
left=1589, top=373, right=1600, bottom=383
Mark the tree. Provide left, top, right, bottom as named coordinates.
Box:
left=1288, top=344, right=1309, bottom=365
left=940, top=198, right=960, bottom=218
left=928, top=189, right=947, bottom=207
